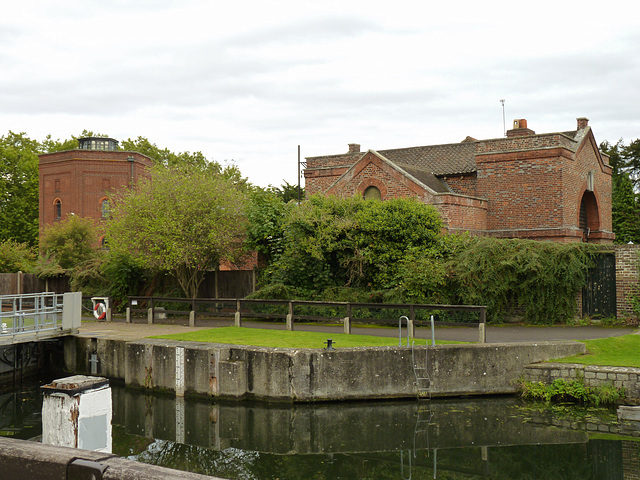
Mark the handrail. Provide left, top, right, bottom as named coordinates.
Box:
left=0, top=292, right=63, bottom=336
left=127, top=296, right=488, bottom=343
left=399, top=315, right=410, bottom=347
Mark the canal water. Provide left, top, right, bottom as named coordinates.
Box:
left=1, top=378, right=638, bottom=479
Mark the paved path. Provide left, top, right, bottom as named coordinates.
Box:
left=78, top=317, right=638, bottom=344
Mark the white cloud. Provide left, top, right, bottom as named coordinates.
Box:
left=1, top=0, right=639, bottom=187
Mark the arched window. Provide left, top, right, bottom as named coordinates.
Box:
left=363, top=186, right=382, bottom=201
left=101, top=199, right=110, bottom=219
left=53, top=198, right=62, bottom=220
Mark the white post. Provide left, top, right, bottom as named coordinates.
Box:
left=41, top=376, right=112, bottom=453
left=62, top=292, right=82, bottom=330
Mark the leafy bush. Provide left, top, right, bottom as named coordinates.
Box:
left=39, top=214, right=99, bottom=270
left=437, top=237, right=596, bottom=323
left=262, top=195, right=444, bottom=293
left=0, top=239, right=35, bottom=272
left=252, top=196, right=599, bottom=324
left=519, top=378, right=624, bottom=406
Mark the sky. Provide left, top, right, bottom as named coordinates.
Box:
left=2, top=0, right=639, bottom=187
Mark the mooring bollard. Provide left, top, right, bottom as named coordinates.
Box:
left=41, top=375, right=112, bottom=453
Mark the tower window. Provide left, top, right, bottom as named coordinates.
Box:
left=54, top=199, right=62, bottom=220
left=101, top=199, right=110, bottom=219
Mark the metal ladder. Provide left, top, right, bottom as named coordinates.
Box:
left=411, top=341, right=431, bottom=399
left=411, top=314, right=435, bottom=399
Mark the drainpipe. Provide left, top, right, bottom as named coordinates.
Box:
left=127, top=155, right=135, bottom=188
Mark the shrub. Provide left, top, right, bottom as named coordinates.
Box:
left=518, top=378, right=624, bottom=406
left=0, top=239, right=35, bottom=273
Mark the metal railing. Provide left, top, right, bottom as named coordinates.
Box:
left=0, top=292, right=64, bottom=336
left=127, top=296, right=488, bottom=342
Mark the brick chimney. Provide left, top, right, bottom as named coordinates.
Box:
left=577, top=117, right=589, bottom=130
left=506, top=119, right=535, bottom=137
left=348, top=143, right=360, bottom=153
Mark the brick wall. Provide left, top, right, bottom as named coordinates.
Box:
left=476, top=149, right=566, bottom=235
left=304, top=125, right=613, bottom=244
left=433, top=194, right=487, bottom=233
left=440, top=174, right=477, bottom=196
left=304, top=152, right=362, bottom=196
left=623, top=441, right=640, bottom=480
left=616, top=244, right=640, bottom=320
left=39, top=150, right=153, bottom=233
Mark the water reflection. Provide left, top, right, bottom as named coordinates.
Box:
left=0, top=384, right=43, bottom=440
left=1, top=381, right=637, bottom=479
left=112, top=388, right=632, bottom=480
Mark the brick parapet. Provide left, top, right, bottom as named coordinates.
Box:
left=476, top=133, right=576, bottom=155
left=432, top=193, right=487, bottom=232
left=39, top=149, right=153, bottom=166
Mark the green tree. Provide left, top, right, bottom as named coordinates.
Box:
left=601, top=140, right=640, bottom=243
left=353, top=197, right=443, bottom=288
left=41, top=135, right=79, bottom=153
left=622, top=138, right=640, bottom=190
left=0, top=132, right=41, bottom=246
left=121, top=136, right=251, bottom=191
left=262, top=195, right=444, bottom=294
left=120, top=136, right=208, bottom=170
left=39, top=214, right=99, bottom=270
left=269, top=180, right=304, bottom=203
left=0, top=239, right=36, bottom=273
left=245, top=188, right=289, bottom=264
left=107, top=166, right=248, bottom=299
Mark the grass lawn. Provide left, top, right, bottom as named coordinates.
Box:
left=555, top=334, right=640, bottom=368
left=151, top=326, right=463, bottom=349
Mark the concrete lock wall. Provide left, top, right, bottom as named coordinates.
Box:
left=67, top=337, right=585, bottom=401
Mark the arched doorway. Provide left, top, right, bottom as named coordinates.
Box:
left=579, top=191, right=600, bottom=242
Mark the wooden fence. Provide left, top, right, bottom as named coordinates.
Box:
left=0, top=273, right=70, bottom=295
left=0, top=270, right=255, bottom=298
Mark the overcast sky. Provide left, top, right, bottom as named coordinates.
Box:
left=2, top=0, right=639, bottom=187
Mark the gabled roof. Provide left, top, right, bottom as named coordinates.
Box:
left=377, top=142, right=478, bottom=176
left=325, top=150, right=451, bottom=195
left=388, top=163, right=451, bottom=193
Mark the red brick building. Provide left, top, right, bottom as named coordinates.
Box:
left=304, top=118, right=614, bottom=243
left=38, top=137, right=153, bottom=241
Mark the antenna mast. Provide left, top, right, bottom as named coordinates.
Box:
left=500, top=99, right=506, bottom=137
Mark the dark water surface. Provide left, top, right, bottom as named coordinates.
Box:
left=2, top=379, right=639, bottom=479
